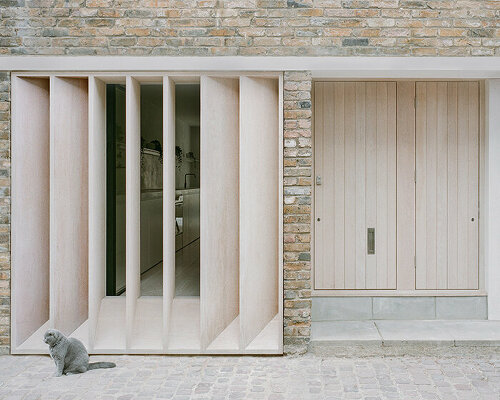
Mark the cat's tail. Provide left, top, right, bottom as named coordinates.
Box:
left=88, top=362, right=116, bottom=370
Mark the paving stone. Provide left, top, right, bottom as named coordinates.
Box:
left=0, top=352, right=499, bottom=399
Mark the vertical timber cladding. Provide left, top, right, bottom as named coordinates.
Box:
left=11, top=77, right=50, bottom=349
left=50, top=77, right=89, bottom=336
left=200, top=75, right=282, bottom=353
left=200, top=76, right=240, bottom=350
left=314, top=81, right=481, bottom=292
left=415, top=82, right=480, bottom=290
left=314, top=82, right=397, bottom=290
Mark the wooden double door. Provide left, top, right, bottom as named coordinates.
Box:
left=314, top=81, right=480, bottom=291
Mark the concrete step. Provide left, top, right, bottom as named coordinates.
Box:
left=312, top=320, right=500, bottom=346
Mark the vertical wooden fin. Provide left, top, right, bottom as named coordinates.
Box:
left=11, top=77, right=50, bottom=348
left=125, top=76, right=141, bottom=346
left=200, top=76, right=239, bottom=350
left=88, top=76, right=107, bottom=350
left=396, top=81, right=416, bottom=291
left=163, top=76, right=176, bottom=349
left=239, top=77, right=279, bottom=348
left=50, top=77, right=89, bottom=336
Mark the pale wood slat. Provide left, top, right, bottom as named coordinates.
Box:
left=240, top=77, right=279, bottom=348
left=365, top=82, right=377, bottom=289
left=355, top=82, right=366, bottom=289
left=396, top=81, right=416, bottom=291
left=200, top=77, right=240, bottom=349
left=50, top=77, right=89, bottom=336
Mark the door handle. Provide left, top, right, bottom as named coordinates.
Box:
left=316, top=175, right=322, bottom=185
left=367, top=228, right=375, bottom=255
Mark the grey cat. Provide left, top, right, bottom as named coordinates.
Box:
left=44, top=329, right=116, bottom=376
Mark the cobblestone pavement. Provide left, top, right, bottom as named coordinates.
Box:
left=1, top=350, right=499, bottom=399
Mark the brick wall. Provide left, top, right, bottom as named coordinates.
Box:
left=0, top=73, right=10, bottom=355
left=0, top=1, right=498, bottom=56
left=283, top=71, right=312, bottom=354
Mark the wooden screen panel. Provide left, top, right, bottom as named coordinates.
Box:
left=11, top=77, right=50, bottom=348
left=200, top=77, right=239, bottom=349
left=50, top=77, right=89, bottom=335
left=314, top=82, right=397, bottom=290
left=88, top=77, right=107, bottom=350
left=396, top=82, right=416, bottom=290
left=162, top=77, right=176, bottom=349
left=125, top=77, right=141, bottom=346
left=239, top=77, right=279, bottom=348
left=416, top=82, right=479, bottom=290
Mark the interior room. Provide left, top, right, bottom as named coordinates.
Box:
left=106, top=83, right=201, bottom=298
left=173, top=84, right=200, bottom=297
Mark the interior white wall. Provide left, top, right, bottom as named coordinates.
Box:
left=486, top=79, right=500, bottom=320
left=175, top=84, right=200, bottom=190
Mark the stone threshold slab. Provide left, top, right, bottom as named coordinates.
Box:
left=312, top=320, right=500, bottom=346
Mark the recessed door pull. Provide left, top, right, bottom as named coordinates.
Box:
left=367, top=228, right=375, bottom=255
left=316, top=175, right=322, bottom=185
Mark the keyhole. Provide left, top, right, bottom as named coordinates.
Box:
left=317, top=218, right=321, bottom=222
left=471, top=218, right=475, bottom=222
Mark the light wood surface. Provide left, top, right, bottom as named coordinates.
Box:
left=415, top=81, right=479, bottom=290
left=88, top=76, right=106, bottom=350
left=245, top=314, right=281, bottom=353
left=130, top=297, right=163, bottom=350
left=163, top=76, right=176, bottom=349
left=93, top=297, right=126, bottom=351
left=478, top=81, right=485, bottom=293
left=49, top=77, right=89, bottom=336
left=356, top=82, right=368, bottom=289
left=312, top=289, right=487, bottom=297
left=333, top=83, right=345, bottom=289
left=206, top=316, right=240, bottom=352
left=277, top=73, right=284, bottom=352
left=396, top=81, right=416, bottom=291
left=11, top=72, right=283, bottom=355
left=239, top=77, right=279, bottom=348
left=11, top=77, right=50, bottom=348
left=167, top=297, right=201, bottom=352
left=126, top=76, right=141, bottom=346
left=200, top=76, right=240, bottom=349
left=314, top=82, right=397, bottom=290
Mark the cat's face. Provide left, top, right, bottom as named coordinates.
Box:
left=44, top=329, right=62, bottom=346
